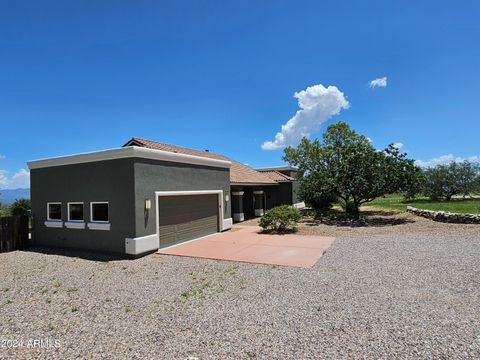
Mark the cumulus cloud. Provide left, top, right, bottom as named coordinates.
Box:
left=415, top=154, right=480, bottom=168
left=392, top=142, right=404, bottom=149
left=0, top=170, right=9, bottom=188
left=262, top=84, right=349, bottom=150
left=0, top=169, right=30, bottom=189
left=369, top=77, right=387, bottom=88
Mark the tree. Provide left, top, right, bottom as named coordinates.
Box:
left=423, top=161, right=479, bottom=200
left=0, top=201, right=9, bottom=217
left=9, top=198, right=31, bottom=216
left=457, top=161, right=479, bottom=197
left=284, top=121, right=419, bottom=219
left=382, top=144, right=424, bottom=199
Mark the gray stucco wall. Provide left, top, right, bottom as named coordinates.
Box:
left=31, top=157, right=231, bottom=254
left=133, top=158, right=231, bottom=238
left=30, top=159, right=136, bottom=254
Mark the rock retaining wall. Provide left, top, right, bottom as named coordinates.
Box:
left=406, top=206, right=480, bottom=224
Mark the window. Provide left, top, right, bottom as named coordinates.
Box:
left=91, top=202, right=109, bottom=222
left=47, top=203, right=62, bottom=221
left=68, top=202, right=84, bottom=222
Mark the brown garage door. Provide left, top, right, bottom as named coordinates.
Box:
left=158, top=194, right=219, bottom=248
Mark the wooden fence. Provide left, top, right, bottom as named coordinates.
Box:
left=0, top=216, right=29, bottom=253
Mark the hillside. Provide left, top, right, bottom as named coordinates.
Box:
left=0, top=188, right=30, bottom=205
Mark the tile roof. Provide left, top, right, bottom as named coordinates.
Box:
left=124, top=137, right=278, bottom=185
left=256, top=169, right=295, bottom=182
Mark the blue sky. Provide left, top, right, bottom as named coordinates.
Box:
left=1, top=0, right=479, bottom=189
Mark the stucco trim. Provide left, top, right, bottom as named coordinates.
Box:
left=155, top=189, right=227, bottom=231
left=44, top=221, right=63, bottom=228
left=28, top=146, right=231, bottom=170
left=65, top=221, right=86, bottom=229
left=87, top=222, right=111, bottom=231
left=254, top=209, right=264, bottom=217
left=233, top=212, right=244, bottom=222
left=222, top=218, right=233, bottom=230
left=293, top=201, right=306, bottom=209
left=125, top=234, right=159, bottom=255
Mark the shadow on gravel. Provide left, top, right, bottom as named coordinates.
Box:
left=302, top=209, right=415, bottom=228
left=21, top=246, right=127, bottom=262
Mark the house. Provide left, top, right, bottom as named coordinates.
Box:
left=28, top=138, right=302, bottom=256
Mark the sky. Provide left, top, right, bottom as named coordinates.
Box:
left=1, top=0, right=479, bottom=189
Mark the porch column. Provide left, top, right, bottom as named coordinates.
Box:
left=232, top=191, right=244, bottom=222
left=253, top=190, right=264, bottom=217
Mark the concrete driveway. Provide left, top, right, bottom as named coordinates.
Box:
left=157, top=225, right=335, bottom=268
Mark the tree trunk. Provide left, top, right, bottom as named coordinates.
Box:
left=352, top=203, right=360, bottom=220
left=345, top=200, right=360, bottom=220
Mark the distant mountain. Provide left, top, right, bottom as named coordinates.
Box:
left=0, top=188, right=30, bottom=205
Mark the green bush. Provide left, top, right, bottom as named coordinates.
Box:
left=259, top=205, right=301, bottom=233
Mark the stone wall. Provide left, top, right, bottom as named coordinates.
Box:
left=406, top=206, right=480, bottom=224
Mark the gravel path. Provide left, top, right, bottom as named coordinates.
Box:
left=1, top=220, right=479, bottom=359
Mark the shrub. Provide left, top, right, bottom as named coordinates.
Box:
left=259, top=205, right=301, bottom=233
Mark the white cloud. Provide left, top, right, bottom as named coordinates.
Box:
left=415, top=154, right=480, bottom=168
left=0, top=170, right=9, bottom=188
left=392, top=142, right=404, bottom=150
left=0, top=155, right=5, bottom=160
left=262, top=84, right=349, bottom=150
left=369, top=77, right=387, bottom=88
left=0, top=169, right=30, bottom=189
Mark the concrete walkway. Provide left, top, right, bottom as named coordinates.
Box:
left=157, top=226, right=335, bottom=268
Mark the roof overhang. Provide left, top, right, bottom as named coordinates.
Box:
left=28, top=146, right=231, bottom=170
left=230, top=182, right=278, bottom=187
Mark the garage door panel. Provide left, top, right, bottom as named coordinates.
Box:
left=159, top=194, right=219, bottom=247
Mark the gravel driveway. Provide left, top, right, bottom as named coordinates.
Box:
left=1, top=220, right=479, bottom=359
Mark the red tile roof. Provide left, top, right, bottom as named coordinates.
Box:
left=124, top=137, right=278, bottom=185
left=257, top=169, right=295, bottom=182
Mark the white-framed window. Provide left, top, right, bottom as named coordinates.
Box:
left=47, top=202, right=62, bottom=221
left=90, top=202, right=109, bottom=223
left=67, top=202, right=84, bottom=222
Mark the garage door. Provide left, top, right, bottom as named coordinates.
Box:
left=158, top=194, right=219, bottom=248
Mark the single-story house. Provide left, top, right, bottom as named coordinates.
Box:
left=28, top=137, right=303, bottom=256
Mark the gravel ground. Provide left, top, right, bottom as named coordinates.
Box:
left=1, top=214, right=479, bottom=359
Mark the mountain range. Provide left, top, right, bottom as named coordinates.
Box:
left=0, top=188, right=30, bottom=205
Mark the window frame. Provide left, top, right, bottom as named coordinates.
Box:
left=67, top=202, right=85, bottom=222
left=46, top=202, right=62, bottom=221
left=90, top=202, right=109, bottom=223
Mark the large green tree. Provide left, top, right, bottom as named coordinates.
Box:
left=284, top=121, right=420, bottom=219
left=423, top=161, right=479, bottom=200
